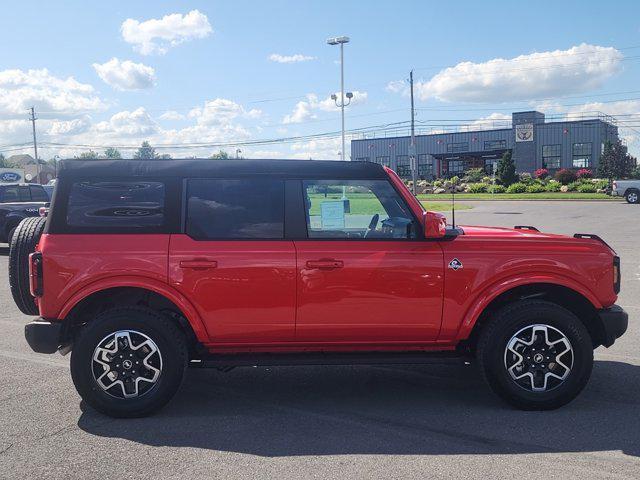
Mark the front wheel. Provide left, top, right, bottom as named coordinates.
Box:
left=70, top=307, right=187, bottom=418
left=477, top=300, right=593, bottom=410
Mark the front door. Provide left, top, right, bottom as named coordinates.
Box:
left=169, top=178, right=296, bottom=343
left=295, top=179, right=444, bottom=343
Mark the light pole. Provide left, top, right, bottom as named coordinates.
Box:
left=327, top=36, right=351, bottom=162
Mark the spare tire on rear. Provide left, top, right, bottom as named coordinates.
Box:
left=9, top=217, right=46, bottom=315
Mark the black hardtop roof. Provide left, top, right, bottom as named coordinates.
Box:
left=57, top=159, right=387, bottom=180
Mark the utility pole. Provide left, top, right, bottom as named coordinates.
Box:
left=29, top=106, right=41, bottom=183
left=409, top=70, right=417, bottom=195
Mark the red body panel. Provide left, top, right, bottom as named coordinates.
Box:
left=294, top=240, right=444, bottom=342
left=168, top=234, right=297, bottom=343
left=34, top=171, right=619, bottom=354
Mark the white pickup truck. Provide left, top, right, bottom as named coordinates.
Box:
left=612, top=180, right=640, bottom=203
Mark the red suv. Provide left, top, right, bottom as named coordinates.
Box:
left=10, top=159, right=627, bottom=417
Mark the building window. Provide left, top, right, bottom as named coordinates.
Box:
left=448, top=160, right=464, bottom=174
left=484, top=140, right=506, bottom=150
left=395, top=155, right=411, bottom=177
left=374, top=156, right=390, bottom=167
left=355, top=157, right=370, bottom=162
left=572, top=142, right=592, bottom=168
left=542, top=144, right=562, bottom=169
left=447, top=142, right=468, bottom=153
left=418, top=154, right=433, bottom=178
left=484, top=158, right=498, bottom=174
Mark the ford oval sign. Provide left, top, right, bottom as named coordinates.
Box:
left=0, top=172, right=21, bottom=182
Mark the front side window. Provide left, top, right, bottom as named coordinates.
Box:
left=186, top=178, right=284, bottom=239
left=67, top=181, right=165, bottom=228
left=30, top=186, right=48, bottom=202
left=303, top=179, right=417, bottom=239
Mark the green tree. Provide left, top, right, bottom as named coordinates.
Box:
left=104, top=147, right=122, bottom=159
left=495, top=150, right=518, bottom=186
left=133, top=141, right=158, bottom=160
left=0, top=153, right=14, bottom=168
left=210, top=150, right=229, bottom=159
left=597, top=140, right=636, bottom=180
left=77, top=150, right=99, bottom=160
left=157, top=153, right=172, bottom=159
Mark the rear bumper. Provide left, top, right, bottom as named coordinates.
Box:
left=24, top=320, right=63, bottom=354
left=598, top=305, right=628, bottom=347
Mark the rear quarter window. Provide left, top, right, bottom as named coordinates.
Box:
left=66, top=181, right=165, bottom=228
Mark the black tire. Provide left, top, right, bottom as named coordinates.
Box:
left=70, top=307, right=187, bottom=418
left=625, top=189, right=639, bottom=204
left=477, top=300, right=593, bottom=410
left=9, top=217, right=46, bottom=315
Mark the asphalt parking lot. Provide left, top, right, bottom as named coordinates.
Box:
left=0, top=200, right=638, bottom=479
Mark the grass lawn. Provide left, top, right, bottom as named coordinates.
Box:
left=418, top=192, right=616, bottom=201
left=308, top=193, right=472, bottom=215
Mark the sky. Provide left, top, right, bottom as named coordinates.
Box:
left=1, top=0, right=640, bottom=160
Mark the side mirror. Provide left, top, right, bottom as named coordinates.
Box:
left=424, top=211, right=446, bottom=238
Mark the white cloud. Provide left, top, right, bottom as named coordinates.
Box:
left=290, top=136, right=345, bottom=160
left=386, top=80, right=406, bottom=95
left=93, top=58, right=156, bottom=91
left=159, top=110, right=186, bottom=121
left=0, top=68, right=106, bottom=117
left=121, top=10, right=212, bottom=55
left=188, top=98, right=261, bottom=125
left=93, top=107, right=160, bottom=138
left=461, top=112, right=512, bottom=131
left=268, top=53, right=316, bottom=63
left=282, top=91, right=368, bottom=124
left=47, top=116, right=92, bottom=136
left=405, top=44, right=623, bottom=103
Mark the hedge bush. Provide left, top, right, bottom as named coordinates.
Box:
left=545, top=181, right=562, bottom=192
left=554, top=169, right=578, bottom=185
left=506, top=182, right=527, bottom=193
left=566, top=181, right=582, bottom=191
left=577, top=183, right=597, bottom=193
left=487, top=184, right=506, bottom=194
left=526, top=184, right=546, bottom=193
left=467, top=183, right=488, bottom=193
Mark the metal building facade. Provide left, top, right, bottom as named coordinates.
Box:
left=350, top=111, right=619, bottom=178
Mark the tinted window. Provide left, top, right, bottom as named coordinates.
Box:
left=30, top=185, right=48, bottom=201
left=18, top=186, right=30, bottom=202
left=67, top=181, right=165, bottom=228
left=186, top=179, right=284, bottom=239
left=0, top=186, right=19, bottom=202
left=303, top=179, right=417, bottom=239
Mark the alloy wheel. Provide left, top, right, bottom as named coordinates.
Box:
left=92, top=330, right=163, bottom=399
left=504, top=324, right=573, bottom=392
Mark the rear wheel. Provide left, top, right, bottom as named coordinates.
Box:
left=477, top=300, right=593, bottom=410
left=625, top=189, right=639, bottom=204
left=9, top=217, right=46, bottom=315
left=70, top=307, right=187, bottom=418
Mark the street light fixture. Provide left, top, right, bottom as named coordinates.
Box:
left=326, top=35, right=351, bottom=162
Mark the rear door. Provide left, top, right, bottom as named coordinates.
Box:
left=294, top=178, right=444, bottom=343
left=169, top=178, right=296, bottom=343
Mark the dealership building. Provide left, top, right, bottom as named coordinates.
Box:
left=350, top=111, right=619, bottom=179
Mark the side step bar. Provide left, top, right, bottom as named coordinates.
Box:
left=189, top=351, right=468, bottom=368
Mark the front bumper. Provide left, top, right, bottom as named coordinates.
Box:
left=598, top=305, right=628, bottom=347
left=24, top=320, right=63, bottom=354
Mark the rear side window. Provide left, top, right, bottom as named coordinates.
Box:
left=0, top=186, right=19, bottom=202
left=186, top=178, right=284, bottom=239
left=66, top=181, right=165, bottom=228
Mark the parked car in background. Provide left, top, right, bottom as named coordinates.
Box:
left=9, top=159, right=627, bottom=418
left=611, top=179, right=640, bottom=203
left=0, top=183, right=49, bottom=243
